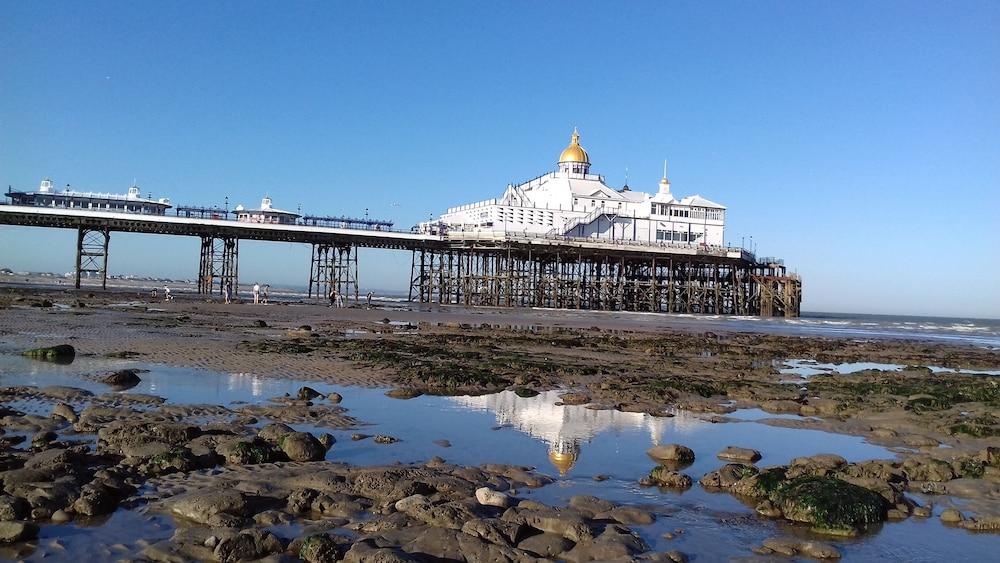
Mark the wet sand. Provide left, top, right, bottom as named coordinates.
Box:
left=1, top=285, right=998, bottom=561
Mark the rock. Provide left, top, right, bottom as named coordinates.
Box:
left=343, top=541, right=415, bottom=563
left=461, top=518, right=525, bottom=546
left=103, top=369, right=142, bottom=388
left=718, top=446, right=761, bottom=463
left=606, top=506, right=655, bottom=525
left=257, top=422, right=296, bottom=443
left=31, top=430, right=57, bottom=446
left=74, top=481, right=128, bottom=516
left=385, top=388, right=423, bottom=400
left=666, top=550, right=688, bottom=562
left=22, top=344, right=75, bottom=362
left=351, top=433, right=371, bottom=441
left=51, top=402, right=78, bottom=423
left=800, top=541, right=842, bottom=559
left=0, top=521, right=38, bottom=543
left=502, top=507, right=595, bottom=543
left=476, top=487, right=513, bottom=508
left=646, top=466, right=693, bottom=488
left=205, top=535, right=219, bottom=548
left=761, top=538, right=799, bottom=556
left=50, top=509, right=71, bottom=523
left=374, top=434, right=400, bottom=444
left=700, top=463, right=758, bottom=489
left=789, top=454, right=848, bottom=477
left=561, top=523, right=645, bottom=562
left=647, top=444, right=695, bottom=463
left=568, top=495, right=616, bottom=517
left=0, top=496, right=29, bottom=521
left=559, top=392, right=591, bottom=405
left=281, top=432, right=326, bottom=462
left=214, top=529, right=283, bottom=562
left=940, top=508, right=964, bottom=523
left=170, top=489, right=248, bottom=526
left=518, top=532, right=574, bottom=557
left=959, top=516, right=1000, bottom=531
left=317, top=433, right=336, bottom=450
left=217, top=438, right=277, bottom=465
left=298, top=386, right=322, bottom=400
left=774, top=476, right=888, bottom=534
left=434, top=439, right=452, bottom=448
left=593, top=474, right=609, bottom=482
left=299, top=533, right=341, bottom=563
left=327, top=392, right=343, bottom=404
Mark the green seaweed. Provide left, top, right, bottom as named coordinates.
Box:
left=772, top=476, right=888, bottom=532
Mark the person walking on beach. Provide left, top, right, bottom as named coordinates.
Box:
left=224, top=281, right=232, bottom=304
left=366, top=291, right=374, bottom=309
left=328, top=287, right=338, bottom=307
left=252, top=282, right=260, bottom=304
left=262, top=284, right=270, bottom=304
left=163, top=285, right=172, bottom=302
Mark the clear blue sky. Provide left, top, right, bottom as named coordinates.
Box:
left=1, top=1, right=998, bottom=318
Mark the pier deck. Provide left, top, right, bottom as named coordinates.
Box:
left=0, top=204, right=801, bottom=316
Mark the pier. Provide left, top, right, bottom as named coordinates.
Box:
left=0, top=204, right=801, bottom=317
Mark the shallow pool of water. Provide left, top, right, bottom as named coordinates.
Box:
left=2, top=353, right=998, bottom=561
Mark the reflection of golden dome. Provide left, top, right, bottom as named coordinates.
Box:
left=558, top=128, right=590, bottom=164
left=548, top=450, right=579, bottom=476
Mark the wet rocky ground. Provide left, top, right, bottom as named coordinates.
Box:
left=1, top=287, right=999, bottom=561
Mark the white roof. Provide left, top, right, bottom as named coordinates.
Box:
left=678, top=195, right=726, bottom=209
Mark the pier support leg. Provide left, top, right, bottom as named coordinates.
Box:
left=74, top=227, right=110, bottom=290
left=309, top=243, right=359, bottom=303
left=198, top=236, right=239, bottom=295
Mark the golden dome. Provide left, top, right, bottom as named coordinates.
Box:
left=548, top=450, right=579, bottom=476
left=558, top=128, right=590, bottom=164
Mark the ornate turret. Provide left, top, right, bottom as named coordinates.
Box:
left=558, top=128, right=591, bottom=174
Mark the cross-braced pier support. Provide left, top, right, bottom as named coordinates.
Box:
left=197, top=236, right=239, bottom=295
left=308, top=243, right=359, bottom=302
left=409, top=247, right=801, bottom=317
left=74, top=227, right=110, bottom=289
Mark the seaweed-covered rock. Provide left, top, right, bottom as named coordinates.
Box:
left=0, top=521, right=38, bottom=543
left=731, top=466, right=788, bottom=498
left=22, top=344, right=75, bottom=363
left=214, top=529, right=283, bottom=562
left=773, top=476, right=888, bottom=534
left=299, top=533, right=341, bottom=563
left=646, top=466, right=693, bottom=489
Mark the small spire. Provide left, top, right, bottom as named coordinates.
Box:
left=571, top=127, right=580, bottom=145
left=662, top=160, right=668, bottom=180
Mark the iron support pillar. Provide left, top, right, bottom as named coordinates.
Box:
left=74, top=226, right=110, bottom=290
left=197, top=236, right=239, bottom=295
left=309, top=243, right=359, bottom=303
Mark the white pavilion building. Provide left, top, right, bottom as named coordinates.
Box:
left=423, top=129, right=726, bottom=246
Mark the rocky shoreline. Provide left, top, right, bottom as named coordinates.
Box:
left=1, top=287, right=999, bottom=560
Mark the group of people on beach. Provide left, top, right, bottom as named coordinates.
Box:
left=329, top=288, right=375, bottom=309
left=220, top=281, right=270, bottom=304
left=152, top=282, right=378, bottom=309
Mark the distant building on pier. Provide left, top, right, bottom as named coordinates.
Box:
left=423, top=129, right=726, bottom=246
left=6, top=178, right=172, bottom=215
left=234, top=196, right=300, bottom=225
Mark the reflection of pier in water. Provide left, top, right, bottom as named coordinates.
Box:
left=450, top=390, right=704, bottom=476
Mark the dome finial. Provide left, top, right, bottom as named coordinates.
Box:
left=558, top=128, right=590, bottom=165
